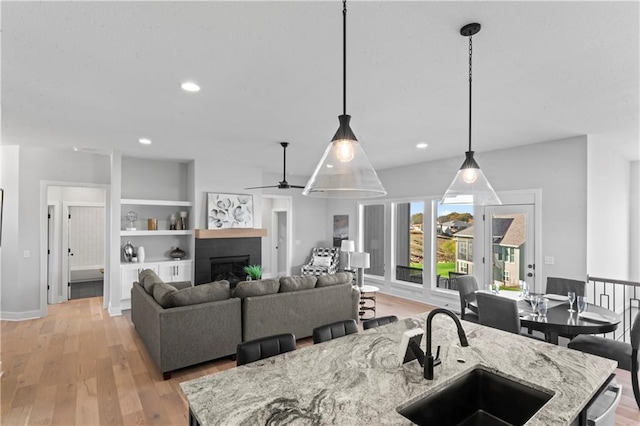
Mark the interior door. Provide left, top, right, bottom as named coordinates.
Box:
left=47, top=206, right=54, bottom=304
left=483, top=204, right=536, bottom=293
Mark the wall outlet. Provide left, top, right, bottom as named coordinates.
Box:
left=544, top=256, right=554, bottom=265
left=23, top=250, right=31, bottom=258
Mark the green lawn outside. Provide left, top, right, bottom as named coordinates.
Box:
left=437, top=262, right=456, bottom=277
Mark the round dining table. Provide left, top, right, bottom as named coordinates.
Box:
left=519, top=298, right=620, bottom=345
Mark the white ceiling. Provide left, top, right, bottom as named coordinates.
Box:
left=2, top=1, right=639, bottom=177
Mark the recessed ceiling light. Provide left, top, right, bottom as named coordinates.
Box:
left=73, top=147, right=79, bottom=151
left=139, top=138, right=152, bottom=145
left=416, top=142, right=428, bottom=149
left=181, top=81, right=200, bottom=92
left=326, top=164, right=334, bottom=168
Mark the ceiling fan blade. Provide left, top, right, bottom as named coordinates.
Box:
left=289, top=185, right=306, bottom=189
left=244, top=185, right=280, bottom=190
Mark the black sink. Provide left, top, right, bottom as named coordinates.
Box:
left=397, top=368, right=553, bottom=426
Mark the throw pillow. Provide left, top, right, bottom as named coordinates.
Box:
left=139, top=268, right=164, bottom=295
left=172, top=280, right=230, bottom=307
left=153, top=282, right=178, bottom=308
left=312, top=255, right=332, bottom=268
left=233, top=278, right=280, bottom=298
left=317, top=272, right=352, bottom=287
left=279, top=276, right=317, bottom=293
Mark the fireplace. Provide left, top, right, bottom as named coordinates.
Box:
left=195, top=237, right=261, bottom=288
left=210, top=255, right=250, bottom=286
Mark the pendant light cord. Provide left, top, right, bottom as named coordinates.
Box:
left=468, top=34, right=473, bottom=153
left=343, top=0, right=347, bottom=116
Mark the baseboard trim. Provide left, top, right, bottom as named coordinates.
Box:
left=108, top=301, right=124, bottom=316
left=0, top=309, right=45, bottom=321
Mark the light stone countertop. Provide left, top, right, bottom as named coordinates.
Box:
left=180, top=314, right=617, bottom=425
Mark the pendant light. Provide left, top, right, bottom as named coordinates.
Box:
left=303, top=0, right=386, bottom=198
left=441, top=23, right=501, bottom=206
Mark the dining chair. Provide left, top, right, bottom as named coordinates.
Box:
left=568, top=313, right=640, bottom=409
left=457, top=275, right=479, bottom=323
left=236, top=333, right=297, bottom=366
left=545, top=276, right=586, bottom=297
left=362, top=315, right=398, bottom=330
left=312, top=319, right=358, bottom=344
left=476, top=293, right=547, bottom=342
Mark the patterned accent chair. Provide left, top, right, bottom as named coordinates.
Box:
left=301, top=247, right=340, bottom=276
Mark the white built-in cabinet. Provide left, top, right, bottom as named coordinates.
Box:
left=120, top=260, right=193, bottom=300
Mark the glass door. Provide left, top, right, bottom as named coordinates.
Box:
left=483, top=205, right=536, bottom=293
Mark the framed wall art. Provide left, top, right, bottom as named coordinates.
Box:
left=333, top=214, right=348, bottom=247
left=207, top=193, right=254, bottom=229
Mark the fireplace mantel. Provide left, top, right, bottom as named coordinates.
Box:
left=195, top=228, right=267, bottom=239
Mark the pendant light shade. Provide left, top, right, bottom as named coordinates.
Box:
left=303, top=0, right=386, bottom=199
left=441, top=23, right=501, bottom=206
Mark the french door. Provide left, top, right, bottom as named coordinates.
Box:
left=483, top=204, right=536, bottom=293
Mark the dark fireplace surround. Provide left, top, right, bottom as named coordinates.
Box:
left=195, top=238, right=261, bottom=288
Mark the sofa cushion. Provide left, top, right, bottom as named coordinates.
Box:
left=153, top=282, right=178, bottom=308
left=233, top=279, right=280, bottom=298
left=139, top=269, right=164, bottom=295
left=317, top=272, right=353, bottom=287
left=279, top=275, right=317, bottom=293
left=172, top=281, right=231, bottom=307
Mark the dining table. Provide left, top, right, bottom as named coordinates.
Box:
left=469, top=291, right=621, bottom=345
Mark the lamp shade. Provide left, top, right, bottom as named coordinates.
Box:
left=351, top=252, right=370, bottom=269
left=303, top=116, right=386, bottom=199
left=340, top=240, right=355, bottom=253
left=441, top=151, right=501, bottom=205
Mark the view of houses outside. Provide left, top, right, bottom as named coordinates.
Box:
left=437, top=204, right=473, bottom=287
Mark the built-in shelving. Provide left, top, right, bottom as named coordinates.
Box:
left=121, top=230, right=193, bottom=237
left=121, top=198, right=192, bottom=207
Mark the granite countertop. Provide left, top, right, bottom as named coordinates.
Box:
left=181, top=314, right=617, bottom=425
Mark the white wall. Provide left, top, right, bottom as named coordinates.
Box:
left=587, top=137, right=631, bottom=280
left=631, top=161, right=640, bottom=281
left=0, top=146, right=110, bottom=319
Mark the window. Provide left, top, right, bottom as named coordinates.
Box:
left=503, top=270, right=510, bottom=282
left=438, top=202, right=474, bottom=285
left=395, top=202, right=424, bottom=284
left=363, top=204, right=385, bottom=277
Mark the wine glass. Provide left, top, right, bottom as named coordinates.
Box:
left=567, top=291, right=576, bottom=313
left=577, top=295, right=587, bottom=315
left=529, top=295, right=539, bottom=317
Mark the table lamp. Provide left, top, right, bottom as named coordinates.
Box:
left=351, top=252, right=370, bottom=288
left=340, top=240, right=355, bottom=270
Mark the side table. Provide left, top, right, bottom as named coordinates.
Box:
left=358, top=285, right=379, bottom=320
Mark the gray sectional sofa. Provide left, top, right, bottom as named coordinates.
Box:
left=131, top=270, right=359, bottom=379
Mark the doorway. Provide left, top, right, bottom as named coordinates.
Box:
left=483, top=204, right=536, bottom=293
left=46, top=186, right=106, bottom=303
left=262, top=195, right=293, bottom=278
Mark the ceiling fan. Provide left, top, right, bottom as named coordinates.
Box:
left=245, top=142, right=306, bottom=190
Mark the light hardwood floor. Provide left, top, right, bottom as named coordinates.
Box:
left=1, top=294, right=638, bottom=425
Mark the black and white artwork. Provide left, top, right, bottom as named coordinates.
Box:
left=207, top=193, right=254, bottom=229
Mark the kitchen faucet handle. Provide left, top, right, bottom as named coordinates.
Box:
left=434, top=345, right=442, bottom=366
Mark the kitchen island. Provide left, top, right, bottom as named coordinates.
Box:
left=181, top=314, right=616, bottom=425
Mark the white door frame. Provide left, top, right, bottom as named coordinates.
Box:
left=263, top=195, right=293, bottom=277
left=271, top=210, right=288, bottom=276
left=475, top=189, right=542, bottom=293
left=40, top=181, right=110, bottom=316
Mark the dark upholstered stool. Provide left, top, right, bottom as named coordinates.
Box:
left=312, top=319, right=358, bottom=344
left=236, top=333, right=296, bottom=366
left=568, top=313, right=640, bottom=409
left=362, top=315, right=398, bottom=330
